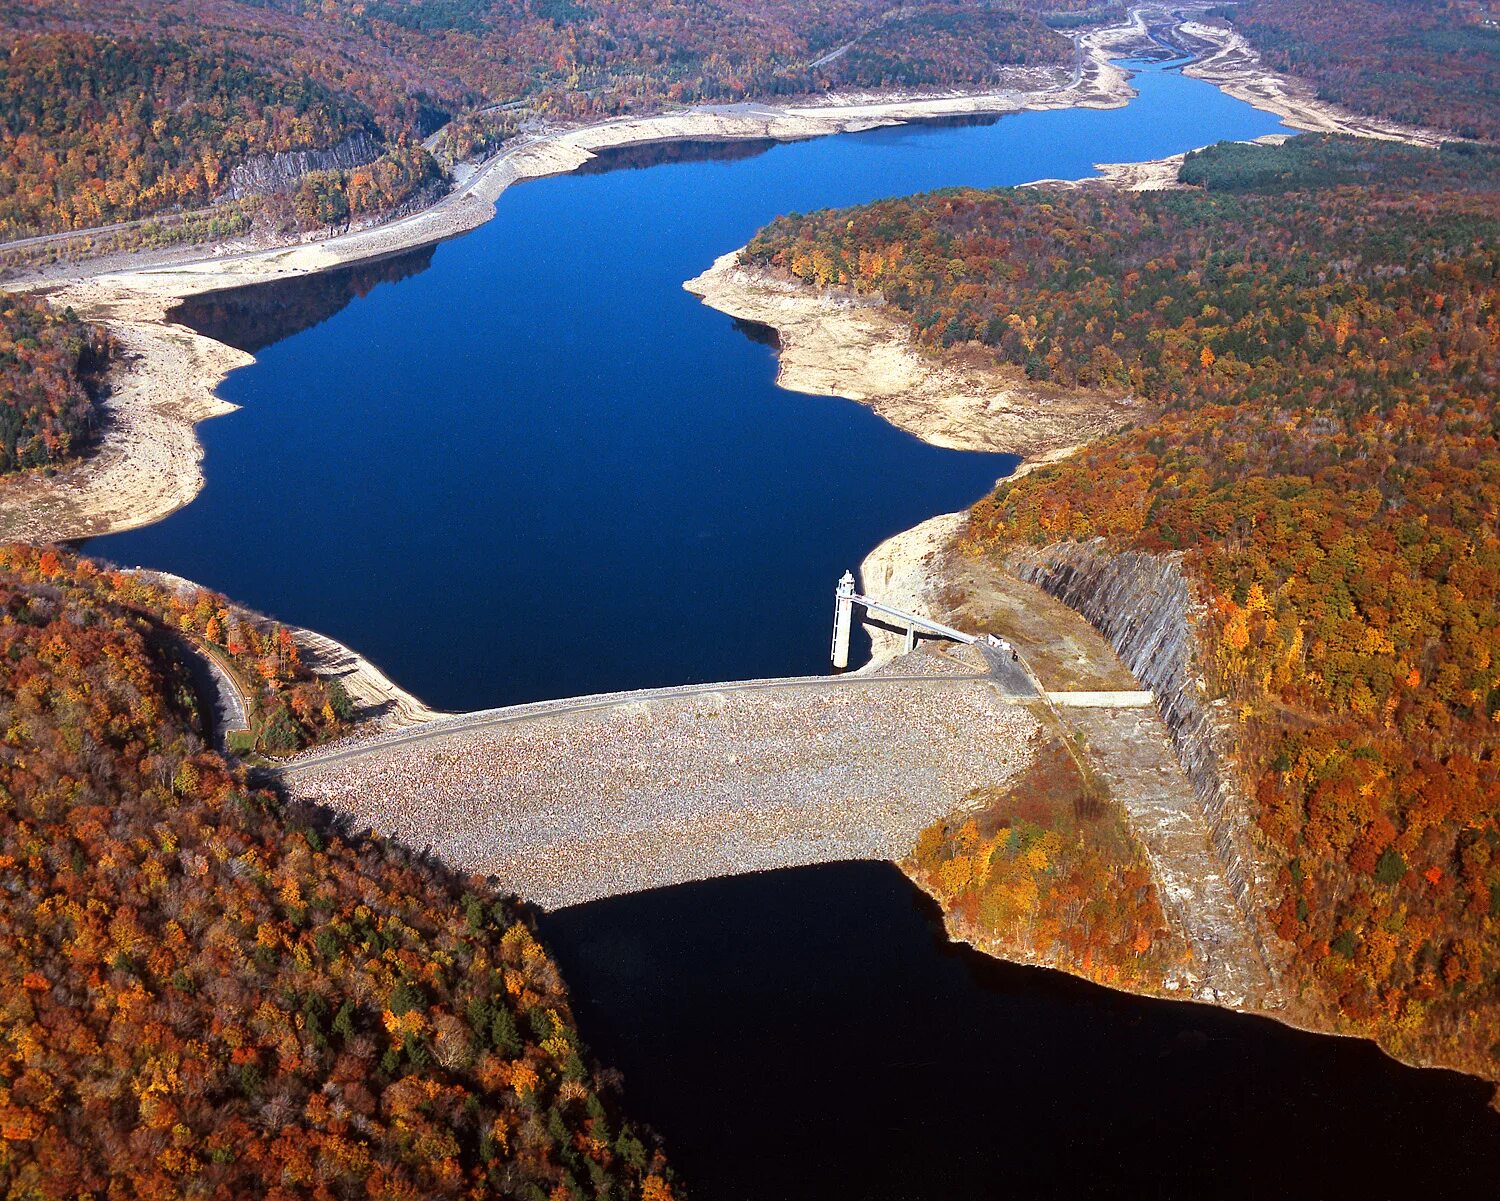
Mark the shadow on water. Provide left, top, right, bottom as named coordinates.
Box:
left=566, top=117, right=1002, bottom=179
left=575, top=137, right=781, bottom=175
left=728, top=316, right=782, bottom=350
left=168, top=245, right=437, bottom=354
left=540, top=862, right=1500, bottom=1201
left=893, top=111, right=1004, bottom=131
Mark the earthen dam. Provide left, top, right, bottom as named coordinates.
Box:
left=281, top=643, right=1053, bottom=909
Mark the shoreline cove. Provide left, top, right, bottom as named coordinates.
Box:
left=684, top=253, right=1137, bottom=457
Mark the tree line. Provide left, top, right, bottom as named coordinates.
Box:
left=1216, top=0, right=1500, bottom=140
left=0, top=293, right=109, bottom=475
left=0, top=542, right=678, bottom=1198
left=0, top=0, right=1085, bottom=239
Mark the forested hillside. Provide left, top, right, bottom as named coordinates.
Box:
left=0, top=33, right=381, bottom=235
left=743, top=135, right=1500, bottom=1079
left=1219, top=0, right=1500, bottom=140
left=808, top=4, right=1067, bottom=90
left=0, top=292, right=108, bottom=475
left=0, top=543, right=675, bottom=1197
left=0, top=0, right=1079, bottom=239
left=0, top=546, right=353, bottom=753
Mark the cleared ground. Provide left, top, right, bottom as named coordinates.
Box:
left=932, top=547, right=1274, bottom=1004
left=937, top=551, right=1140, bottom=691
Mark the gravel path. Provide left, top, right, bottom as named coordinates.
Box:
left=286, top=674, right=1039, bottom=908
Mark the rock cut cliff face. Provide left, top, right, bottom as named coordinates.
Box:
left=1003, top=540, right=1281, bottom=974
left=219, top=131, right=383, bottom=200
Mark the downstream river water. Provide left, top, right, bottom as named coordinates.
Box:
left=89, top=59, right=1500, bottom=1194
left=541, top=863, right=1500, bottom=1201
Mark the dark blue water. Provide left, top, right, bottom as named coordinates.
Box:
left=91, top=63, right=1290, bottom=711
left=540, top=863, right=1500, bottom=1201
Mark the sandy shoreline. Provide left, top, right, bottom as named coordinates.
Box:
left=677, top=7, right=1455, bottom=613
left=855, top=512, right=969, bottom=670
left=0, top=291, right=248, bottom=541
left=684, top=251, right=1139, bottom=456
left=1, top=3, right=1450, bottom=545
left=1178, top=17, right=1444, bottom=146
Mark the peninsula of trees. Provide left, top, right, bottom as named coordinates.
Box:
left=909, top=738, right=1182, bottom=992
left=0, top=543, right=676, bottom=1198
left=743, top=133, right=1500, bottom=1079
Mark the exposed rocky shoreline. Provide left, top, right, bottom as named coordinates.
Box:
left=684, top=252, right=1137, bottom=457
left=3, top=0, right=1484, bottom=1096
left=5, top=4, right=1440, bottom=545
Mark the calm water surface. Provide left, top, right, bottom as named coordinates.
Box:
left=92, top=62, right=1289, bottom=711
left=540, top=864, right=1500, bottom=1201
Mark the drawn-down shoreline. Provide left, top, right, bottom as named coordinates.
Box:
left=0, top=9, right=1142, bottom=543
left=684, top=251, right=1139, bottom=460
left=1, top=4, right=1446, bottom=545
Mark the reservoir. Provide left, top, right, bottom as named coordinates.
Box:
left=92, top=59, right=1289, bottom=712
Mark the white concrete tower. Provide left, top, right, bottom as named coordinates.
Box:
left=831, top=570, right=857, bottom=670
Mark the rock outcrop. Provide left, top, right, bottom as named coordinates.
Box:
left=1004, top=540, right=1281, bottom=976
left=220, top=131, right=383, bottom=200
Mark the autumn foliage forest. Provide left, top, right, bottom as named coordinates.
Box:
left=1221, top=0, right=1500, bottom=140
left=1, top=547, right=354, bottom=754
left=909, top=738, right=1183, bottom=992
left=0, top=292, right=109, bottom=476
left=0, top=0, right=1080, bottom=240
left=745, top=135, right=1500, bottom=1077
left=0, top=543, right=676, bottom=1198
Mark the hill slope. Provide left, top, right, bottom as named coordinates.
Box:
left=0, top=0, right=1075, bottom=239
left=742, top=135, right=1500, bottom=1080
left=1221, top=0, right=1500, bottom=140
left=0, top=543, right=675, bottom=1197
left=0, top=293, right=109, bottom=474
